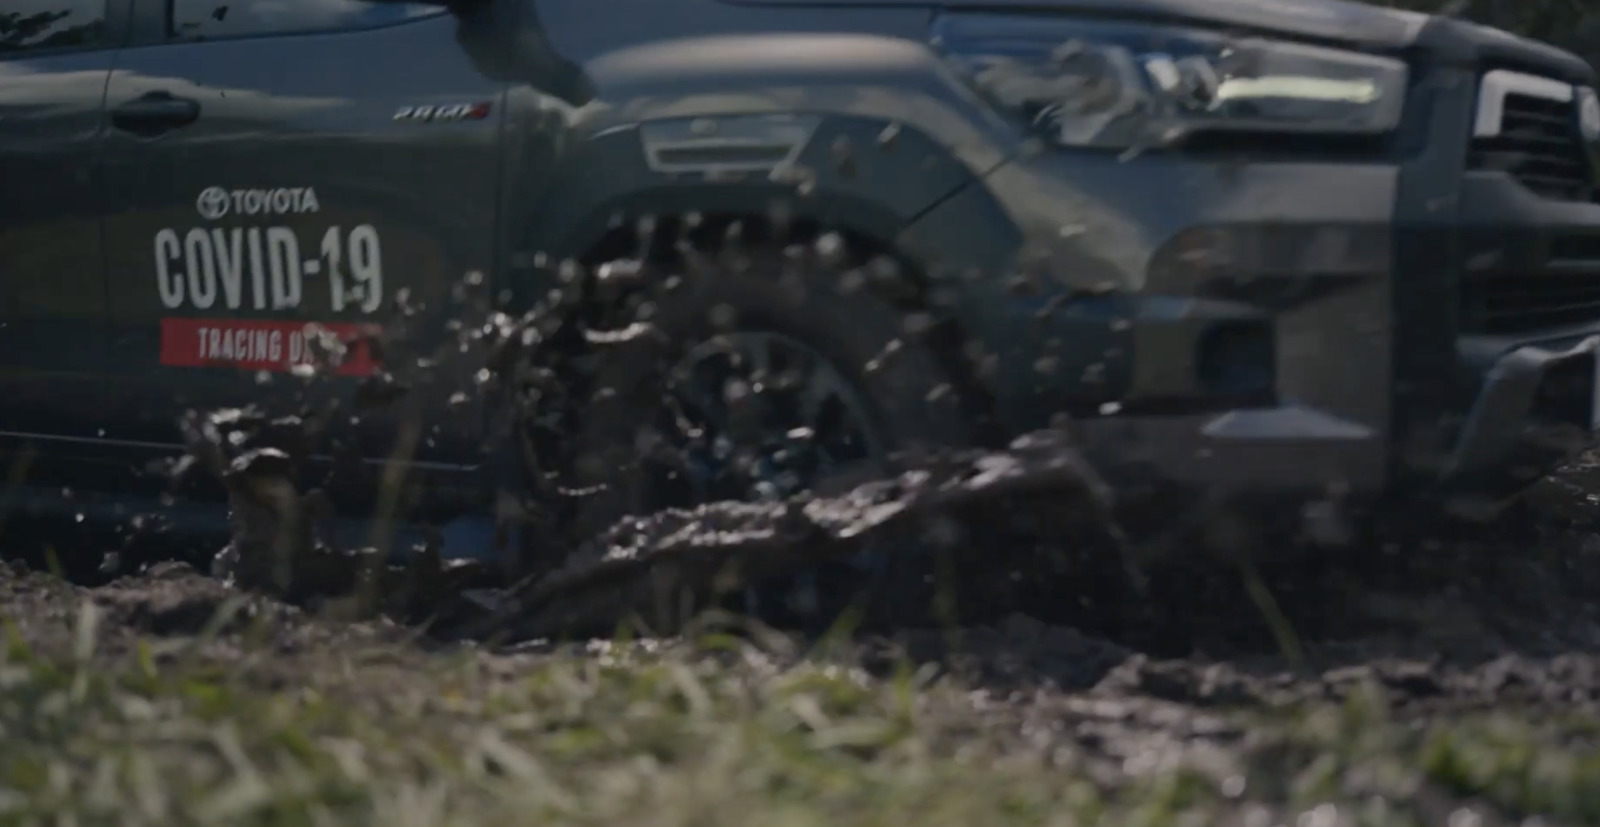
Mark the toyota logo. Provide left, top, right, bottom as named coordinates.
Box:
left=196, top=187, right=230, bottom=221
left=1581, top=87, right=1600, bottom=144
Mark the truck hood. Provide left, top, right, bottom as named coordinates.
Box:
left=721, top=0, right=1430, bottom=49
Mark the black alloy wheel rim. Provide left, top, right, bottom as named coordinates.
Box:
left=638, top=330, right=896, bottom=623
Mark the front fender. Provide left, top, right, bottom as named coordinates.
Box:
left=519, top=112, right=989, bottom=262
left=494, top=25, right=1043, bottom=430
left=569, top=30, right=1021, bottom=172
left=502, top=26, right=1028, bottom=263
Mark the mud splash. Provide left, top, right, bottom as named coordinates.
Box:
left=181, top=392, right=1132, bottom=641
left=473, top=428, right=1132, bottom=639
left=174, top=403, right=503, bottom=626
left=151, top=229, right=1157, bottom=645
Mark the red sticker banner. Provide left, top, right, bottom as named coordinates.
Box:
left=160, top=318, right=381, bottom=376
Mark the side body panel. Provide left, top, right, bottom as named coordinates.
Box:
left=10, top=0, right=1444, bottom=519
left=716, top=0, right=1430, bottom=50
left=0, top=4, right=122, bottom=444
left=98, top=0, right=515, bottom=503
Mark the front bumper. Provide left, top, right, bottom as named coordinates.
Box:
left=898, top=32, right=1600, bottom=505
left=902, top=151, right=1405, bottom=497
left=1445, top=334, right=1599, bottom=489
left=1068, top=334, right=1600, bottom=503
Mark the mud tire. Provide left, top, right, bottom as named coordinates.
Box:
left=558, top=242, right=977, bottom=629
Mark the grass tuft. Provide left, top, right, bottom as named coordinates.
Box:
left=1, top=590, right=1598, bottom=826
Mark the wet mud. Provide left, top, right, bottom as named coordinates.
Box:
left=170, top=394, right=1136, bottom=643
left=6, top=417, right=1600, bottom=826
left=7, top=497, right=1600, bottom=727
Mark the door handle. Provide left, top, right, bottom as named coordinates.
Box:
left=111, top=91, right=201, bottom=136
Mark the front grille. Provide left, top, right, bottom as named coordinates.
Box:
left=1461, top=271, right=1600, bottom=334
left=1469, top=84, right=1595, bottom=202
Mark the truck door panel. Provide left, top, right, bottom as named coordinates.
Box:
left=103, top=0, right=508, bottom=477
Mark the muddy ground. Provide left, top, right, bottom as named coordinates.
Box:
left=5, top=446, right=1600, bottom=824
left=12, top=461, right=1600, bottom=700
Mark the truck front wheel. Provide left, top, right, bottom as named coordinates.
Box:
left=557, top=235, right=975, bottom=628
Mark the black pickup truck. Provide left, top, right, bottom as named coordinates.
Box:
left=4, top=0, right=1600, bottom=565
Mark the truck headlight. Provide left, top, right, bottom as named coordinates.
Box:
left=939, top=19, right=1409, bottom=150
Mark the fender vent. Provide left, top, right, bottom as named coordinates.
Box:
left=639, top=115, right=821, bottom=177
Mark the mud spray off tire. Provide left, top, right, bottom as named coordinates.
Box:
left=557, top=233, right=986, bottom=631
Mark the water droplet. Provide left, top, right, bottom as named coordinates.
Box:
left=815, top=232, right=846, bottom=264
left=708, top=304, right=739, bottom=330
left=902, top=312, right=935, bottom=336
left=876, top=122, right=901, bottom=150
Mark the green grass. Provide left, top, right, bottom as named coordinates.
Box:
left=1, top=596, right=1599, bottom=827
